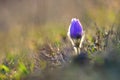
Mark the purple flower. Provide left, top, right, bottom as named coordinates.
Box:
left=68, top=18, right=83, bottom=39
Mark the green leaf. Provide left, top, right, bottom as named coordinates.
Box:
left=0, top=65, right=10, bottom=73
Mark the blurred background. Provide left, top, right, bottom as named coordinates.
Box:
left=0, top=0, right=120, bottom=55
left=0, top=0, right=120, bottom=79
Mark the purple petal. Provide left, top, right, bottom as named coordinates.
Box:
left=69, top=18, right=83, bottom=39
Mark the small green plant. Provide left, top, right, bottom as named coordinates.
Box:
left=14, top=62, right=29, bottom=80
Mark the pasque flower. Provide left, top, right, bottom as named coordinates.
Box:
left=68, top=18, right=83, bottom=39
left=67, top=18, right=85, bottom=55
